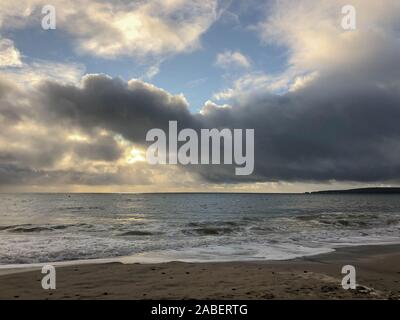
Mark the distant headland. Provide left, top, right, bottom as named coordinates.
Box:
left=307, top=187, right=400, bottom=194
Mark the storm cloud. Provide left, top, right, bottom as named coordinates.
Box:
left=24, top=64, right=400, bottom=185
left=1, top=0, right=400, bottom=190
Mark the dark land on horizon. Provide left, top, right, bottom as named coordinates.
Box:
left=309, top=187, right=400, bottom=194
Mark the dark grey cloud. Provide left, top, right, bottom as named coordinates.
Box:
left=0, top=78, right=27, bottom=124
left=72, top=135, right=123, bottom=162
left=28, top=68, right=400, bottom=184
left=2, top=54, right=400, bottom=187
left=197, top=71, right=400, bottom=182
left=38, top=75, right=198, bottom=142
left=0, top=163, right=151, bottom=187
left=2, top=0, right=400, bottom=190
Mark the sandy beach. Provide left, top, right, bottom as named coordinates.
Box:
left=0, top=244, right=399, bottom=300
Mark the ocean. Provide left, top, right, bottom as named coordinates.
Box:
left=0, top=193, right=399, bottom=265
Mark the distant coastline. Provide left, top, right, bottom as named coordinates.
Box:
left=308, top=187, right=400, bottom=194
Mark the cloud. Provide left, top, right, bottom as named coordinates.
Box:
left=143, top=65, right=160, bottom=80
left=0, top=6, right=85, bottom=87
left=0, top=38, right=22, bottom=67
left=216, top=1, right=400, bottom=103
left=212, top=67, right=320, bottom=103
left=0, top=0, right=222, bottom=59
left=8, top=59, right=400, bottom=186
left=213, top=71, right=291, bottom=101
left=258, top=0, right=400, bottom=75
left=0, top=60, right=85, bottom=87
left=2, top=65, right=400, bottom=189
left=1, top=0, right=400, bottom=191
left=201, top=74, right=400, bottom=183
left=215, top=50, right=251, bottom=69
left=37, top=74, right=197, bottom=142
left=0, top=74, right=205, bottom=190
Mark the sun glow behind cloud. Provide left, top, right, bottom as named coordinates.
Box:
left=1, top=0, right=400, bottom=192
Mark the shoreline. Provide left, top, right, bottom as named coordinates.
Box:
left=1, top=240, right=400, bottom=275
left=0, top=244, right=399, bottom=299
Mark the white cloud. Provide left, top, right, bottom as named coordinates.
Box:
left=0, top=0, right=222, bottom=59
left=289, top=72, right=319, bottom=92
left=0, top=38, right=22, bottom=67
left=213, top=68, right=317, bottom=101
left=199, top=100, right=231, bottom=115
left=216, top=0, right=400, bottom=102
left=258, top=0, right=400, bottom=73
left=215, top=50, right=251, bottom=69
left=143, top=65, right=160, bottom=80
left=0, top=60, right=85, bottom=87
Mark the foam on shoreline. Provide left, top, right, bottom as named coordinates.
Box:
left=2, top=242, right=400, bottom=276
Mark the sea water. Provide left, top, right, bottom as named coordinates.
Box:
left=0, top=193, right=399, bottom=265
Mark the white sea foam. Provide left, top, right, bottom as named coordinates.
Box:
left=0, top=193, right=399, bottom=266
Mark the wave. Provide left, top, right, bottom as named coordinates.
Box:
left=183, top=220, right=244, bottom=236
left=0, top=223, right=91, bottom=233
left=118, top=230, right=159, bottom=236
left=187, top=220, right=241, bottom=227
left=294, top=213, right=400, bottom=229
left=60, top=206, right=105, bottom=211
left=182, top=227, right=238, bottom=236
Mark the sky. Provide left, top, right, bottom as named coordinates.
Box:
left=1, top=0, right=400, bottom=193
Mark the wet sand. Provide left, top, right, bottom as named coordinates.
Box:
left=0, top=244, right=399, bottom=300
